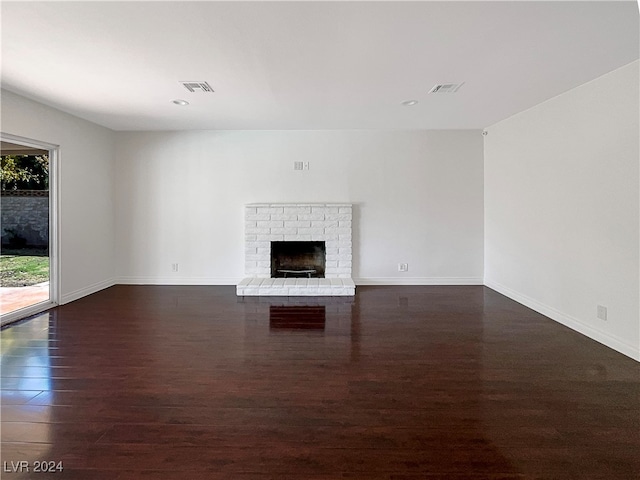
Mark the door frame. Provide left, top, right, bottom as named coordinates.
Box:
left=1, top=132, right=60, bottom=326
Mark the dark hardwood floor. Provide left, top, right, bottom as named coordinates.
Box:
left=1, top=285, right=639, bottom=479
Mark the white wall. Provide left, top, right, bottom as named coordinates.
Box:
left=114, top=130, right=484, bottom=285
left=1, top=90, right=116, bottom=303
left=484, top=61, right=640, bottom=361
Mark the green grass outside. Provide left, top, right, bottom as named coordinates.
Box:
left=0, top=249, right=49, bottom=287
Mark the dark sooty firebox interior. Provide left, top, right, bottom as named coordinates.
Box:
left=271, top=241, right=326, bottom=278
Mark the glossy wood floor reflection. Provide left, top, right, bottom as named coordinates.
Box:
left=1, top=286, right=639, bottom=479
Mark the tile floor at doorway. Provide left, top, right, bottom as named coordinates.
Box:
left=0, top=282, right=49, bottom=315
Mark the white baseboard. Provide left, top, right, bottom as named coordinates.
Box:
left=485, top=279, right=640, bottom=362
left=355, top=277, right=484, bottom=286
left=60, top=278, right=116, bottom=305
left=116, top=276, right=242, bottom=285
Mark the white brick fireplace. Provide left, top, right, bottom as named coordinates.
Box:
left=237, top=203, right=355, bottom=296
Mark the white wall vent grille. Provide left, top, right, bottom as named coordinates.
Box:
left=429, top=83, right=464, bottom=94
left=180, top=81, right=214, bottom=93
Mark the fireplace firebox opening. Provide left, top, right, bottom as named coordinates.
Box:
left=271, top=241, right=326, bottom=278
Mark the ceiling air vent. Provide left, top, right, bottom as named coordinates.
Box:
left=429, top=82, right=464, bottom=94
left=180, top=81, right=214, bottom=93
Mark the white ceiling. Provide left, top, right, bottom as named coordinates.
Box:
left=1, top=1, right=638, bottom=131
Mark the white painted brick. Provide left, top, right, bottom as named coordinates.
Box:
left=246, top=214, right=271, bottom=221
left=313, top=220, right=337, bottom=228
left=271, top=227, right=298, bottom=235
left=246, top=227, right=271, bottom=235
left=258, top=234, right=283, bottom=241
left=297, top=213, right=325, bottom=221
left=270, top=214, right=298, bottom=221
left=315, top=206, right=338, bottom=214
left=285, top=234, right=311, bottom=241
left=283, top=206, right=311, bottom=215
left=285, top=220, right=311, bottom=228
left=297, top=227, right=325, bottom=236
left=301, top=290, right=322, bottom=296
left=311, top=235, right=326, bottom=242
left=256, top=220, right=284, bottom=228
left=261, top=288, right=288, bottom=295
left=241, top=203, right=354, bottom=296
left=256, top=207, right=284, bottom=215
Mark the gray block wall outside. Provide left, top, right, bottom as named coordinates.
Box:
left=1, top=193, right=49, bottom=247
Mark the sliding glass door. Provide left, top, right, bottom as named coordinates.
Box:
left=1, top=134, right=58, bottom=325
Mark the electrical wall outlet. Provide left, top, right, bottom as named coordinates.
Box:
left=597, top=305, right=607, bottom=321
left=398, top=263, right=408, bottom=272
left=171, top=263, right=179, bottom=272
